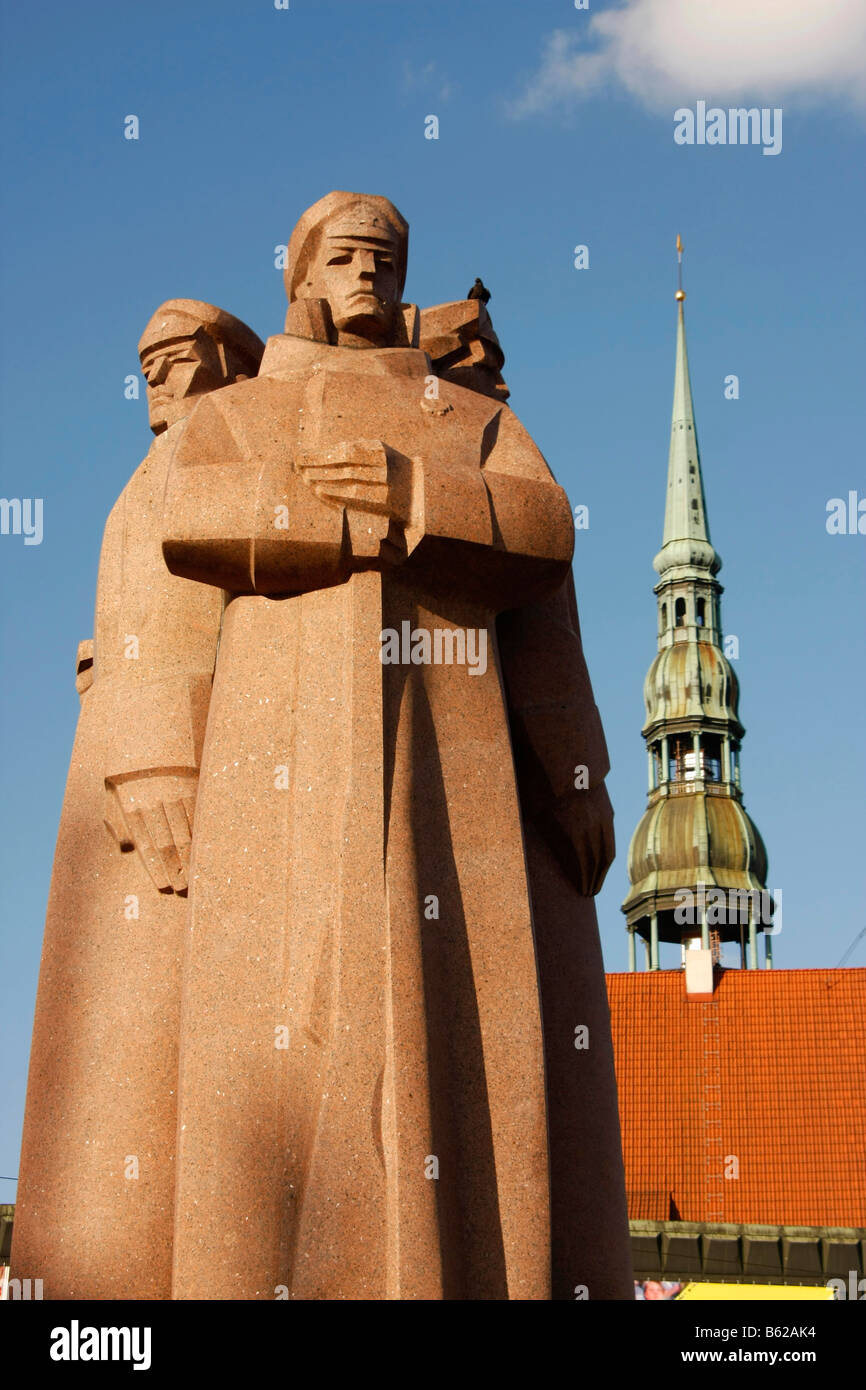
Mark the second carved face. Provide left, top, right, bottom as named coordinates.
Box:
left=141, top=330, right=225, bottom=434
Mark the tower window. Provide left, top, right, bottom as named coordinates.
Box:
left=661, top=603, right=667, bottom=631
left=675, top=598, right=686, bottom=627
left=696, top=598, right=706, bottom=626
left=702, top=734, right=722, bottom=782
left=670, top=735, right=694, bottom=781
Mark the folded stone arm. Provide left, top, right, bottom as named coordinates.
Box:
left=163, top=392, right=574, bottom=611
left=403, top=404, right=575, bottom=609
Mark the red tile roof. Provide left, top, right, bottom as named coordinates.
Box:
left=606, top=968, right=866, bottom=1228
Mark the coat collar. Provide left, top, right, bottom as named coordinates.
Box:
left=259, top=332, right=433, bottom=382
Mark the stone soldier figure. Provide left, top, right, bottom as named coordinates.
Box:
left=162, top=193, right=632, bottom=1299
left=13, top=301, right=264, bottom=1299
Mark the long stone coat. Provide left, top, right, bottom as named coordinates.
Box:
left=12, top=427, right=222, bottom=1298
left=163, top=328, right=632, bottom=1299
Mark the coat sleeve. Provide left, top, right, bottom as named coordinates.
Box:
left=93, top=438, right=223, bottom=786
left=497, top=570, right=616, bottom=898
left=406, top=404, right=575, bottom=610
left=162, top=391, right=351, bottom=596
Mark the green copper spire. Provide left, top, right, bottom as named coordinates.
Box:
left=622, top=237, right=773, bottom=975
left=654, top=240, right=720, bottom=579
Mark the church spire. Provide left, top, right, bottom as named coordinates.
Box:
left=621, top=239, right=773, bottom=974
left=655, top=238, right=719, bottom=579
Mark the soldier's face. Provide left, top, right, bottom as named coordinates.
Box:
left=303, top=234, right=401, bottom=343
left=141, top=332, right=224, bottom=434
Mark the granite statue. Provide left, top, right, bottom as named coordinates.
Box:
left=161, top=193, right=632, bottom=1299
left=15, top=196, right=632, bottom=1301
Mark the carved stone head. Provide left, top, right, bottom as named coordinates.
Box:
left=138, top=299, right=265, bottom=434
left=284, top=192, right=409, bottom=348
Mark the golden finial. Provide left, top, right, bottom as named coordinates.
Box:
left=675, top=233, right=686, bottom=301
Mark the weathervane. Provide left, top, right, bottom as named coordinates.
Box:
left=676, top=232, right=686, bottom=302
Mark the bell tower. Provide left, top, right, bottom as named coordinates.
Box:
left=622, top=239, right=774, bottom=971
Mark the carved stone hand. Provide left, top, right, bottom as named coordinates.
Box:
left=105, top=771, right=200, bottom=895
left=297, top=439, right=418, bottom=529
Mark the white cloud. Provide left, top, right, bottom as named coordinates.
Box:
left=510, top=0, right=866, bottom=115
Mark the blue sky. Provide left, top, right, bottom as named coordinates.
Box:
left=1, top=0, right=864, bottom=1193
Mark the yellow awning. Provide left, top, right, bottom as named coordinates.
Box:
left=677, top=1282, right=835, bottom=1301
